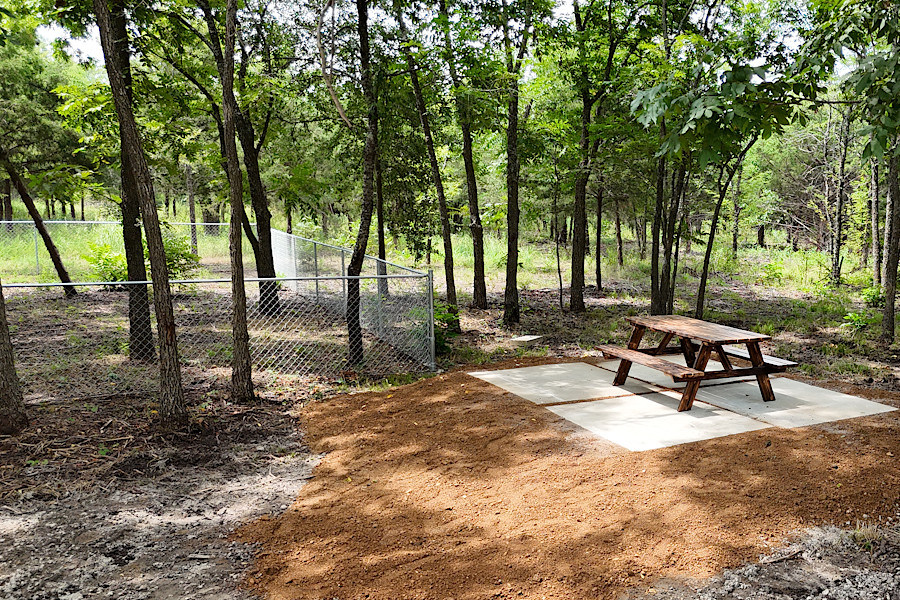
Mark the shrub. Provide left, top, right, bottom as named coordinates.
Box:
left=433, top=301, right=460, bottom=355
left=862, top=286, right=886, bottom=308
left=84, top=229, right=200, bottom=283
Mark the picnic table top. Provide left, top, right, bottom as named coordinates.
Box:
left=625, top=314, right=771, bottom=345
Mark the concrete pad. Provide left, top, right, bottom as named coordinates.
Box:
left=468, top=362, right=661, bottom=405
left=687, top=378, right=896, bottom=428
left=596, top=357, right=756, bottom=389
left=546, top=393, right=772, bottom=451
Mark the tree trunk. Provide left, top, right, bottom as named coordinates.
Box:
left=2, top=179, right=11, bottom=223
left=95, top=0, right=186, bottom=427
left=757, top=225, right=766, bottom=248
left=199, top=0, right=255, bottom=401
left=595, top=184, right=602, bottom=291
left=186, top=164, right=198, bottom=255
left=285, top=204, right=292, bottom=234
left=234, top=111, right=279, bottom=314
left=570, top=86, right=592, bottom=313
left=346, top=0, right=379, bottom=365
left=695, top=141, right=755, bottom=319
left=502, top=77, right=521, bottom=327
left=732, top=164, right=742, bottom=259
left=438, top=0, right=486, bottom=309
left=873, top=157, right=882, bottom=286
left=614, top=195, right=623, bottom=267
left=110, top=0, right=154, bottom=362
left=399, top=13, right=459, bottom=330
left=0, top=279, right=27, bottom=436
left=375, top=155, right=389, bottom=298
left=882, top=151, right=900, bottom=342
left=831, top=108, right=851, bottom=285
left=650, top=154, right=666, bottom=314
left=0, top=156, right=77, bottom=298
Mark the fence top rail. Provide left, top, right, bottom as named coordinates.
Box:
left=3, top=274, right=427, bottom=289
left=273, top=230, right=426, bottom=276
left=1, top=220, right=425, bottom=276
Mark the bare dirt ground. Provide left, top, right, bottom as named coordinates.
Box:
left=0, top=388, right=317, bottom=600
left=238, top=357, right=900, bottom=600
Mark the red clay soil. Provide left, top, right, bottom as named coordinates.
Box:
left=238, top=358, right=900, bottom=600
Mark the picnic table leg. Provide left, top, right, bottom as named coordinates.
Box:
left=613, top=325, right=645, bottom=385
left=679, top=336, right=696, bottom=366
left=678, top=344, right=712, bottom=412
left=747, top=342, right=776, bottom=402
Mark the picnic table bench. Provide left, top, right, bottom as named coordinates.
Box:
left=598, top=315, right=797, bottom=412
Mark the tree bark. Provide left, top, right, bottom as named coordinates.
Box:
left=186, top=164, right=198, bottom=255
left=873, top=157, right=882, bottom=286
left=695, top=140, right=756, bottom=320
left=110, top=0, right=155, bottom=362
left=95, top=0, right=187, bottom=427
left=503, top=74, right=521, bottom=326
left=347, top=0, right=379, bottom=364
left=732, top=163, right=742, bottom=259
left=2, top=179, right=11, bottom=223
left=398, top=13, right=459, bottom=330
left=831, top=108, right=851, bottom=285
left=650, top=153, right=666, bottom=314
left=595, top=184, right=602, bottom=291
left=234, top=112, right=279, bottom=314
left=614, top=194, right=623, bottom=267
left=882, top=150, right=900, bottom=342
left=0, top=279, right=27, bottom=436
left=199, top=0, right=255, bottom=401
left=0, top=155, right=77, bottom=298
left=375, top=154, right=389, bottom=298
left=438, top=0, right=487, bottom=309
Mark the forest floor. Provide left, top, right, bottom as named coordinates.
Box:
left=5, top=276, right=900, bottom=599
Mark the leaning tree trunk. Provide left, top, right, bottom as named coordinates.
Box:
left=2, top=179, right=12, bottom=223
left=199, top=0, right=255, bottom=401
left=347, top=0, right=379, bottom=365
left=0, top=154, right=77, bottom=298
left=0, top=279, right=27, bottom=436
left=235, top=112, right=280, bottom=314
left=882, top=151, right=900, bottom=342
left=438, top=0, right=486, bottom=309
left=95, top=0, right=187, bottom=427
left=399, top=13, right=459, bottom=331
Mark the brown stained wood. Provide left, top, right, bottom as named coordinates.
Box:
left=626, top=315, right=770, bottom=344
left=678, top=345, right=712, bottom=411
left=598, top=344, right=704, bottom=380
left=722, top=345, right=797, bottom=368
left=612, top=326, right=646, bottom=385
left=715, top=345, right=734, bottom=372
left=671, top=366, right=777, bottom=382
left=656, top=332, right=675, bottom=352
left=679, top=336, right=696, bottom=366
left=642, top=345, right=684, bottom=356
left=747, top=342, right=776, bottom=402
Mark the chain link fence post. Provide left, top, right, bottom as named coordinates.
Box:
left=427, top=269, right=436, bottom=370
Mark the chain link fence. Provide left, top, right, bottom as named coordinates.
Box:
left=1, top=221, right=435, bottom=403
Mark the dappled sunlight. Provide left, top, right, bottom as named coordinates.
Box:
left=238, top=360, right=900, bottom=599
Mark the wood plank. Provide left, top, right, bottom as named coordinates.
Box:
left=598, top=344, right=704, bottom=380
left=747, top=342, right=776, bottom=402
left=722, top=345, right=797, bottom=368
left=626, top=314, right=770, bottom=344
left=613, top=325, right=646, bottom=385
left=671, top=366, right=776, bottom=382
left=679, top=345, right=712, bottom=411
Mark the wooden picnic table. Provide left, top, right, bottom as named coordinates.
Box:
left=597, top=315, right=796, bottom=412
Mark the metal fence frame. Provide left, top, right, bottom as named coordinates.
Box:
left=1, top=221, right=436, bottom=400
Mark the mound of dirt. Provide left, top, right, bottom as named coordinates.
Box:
left=238, top=358, right=900, bottom=600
